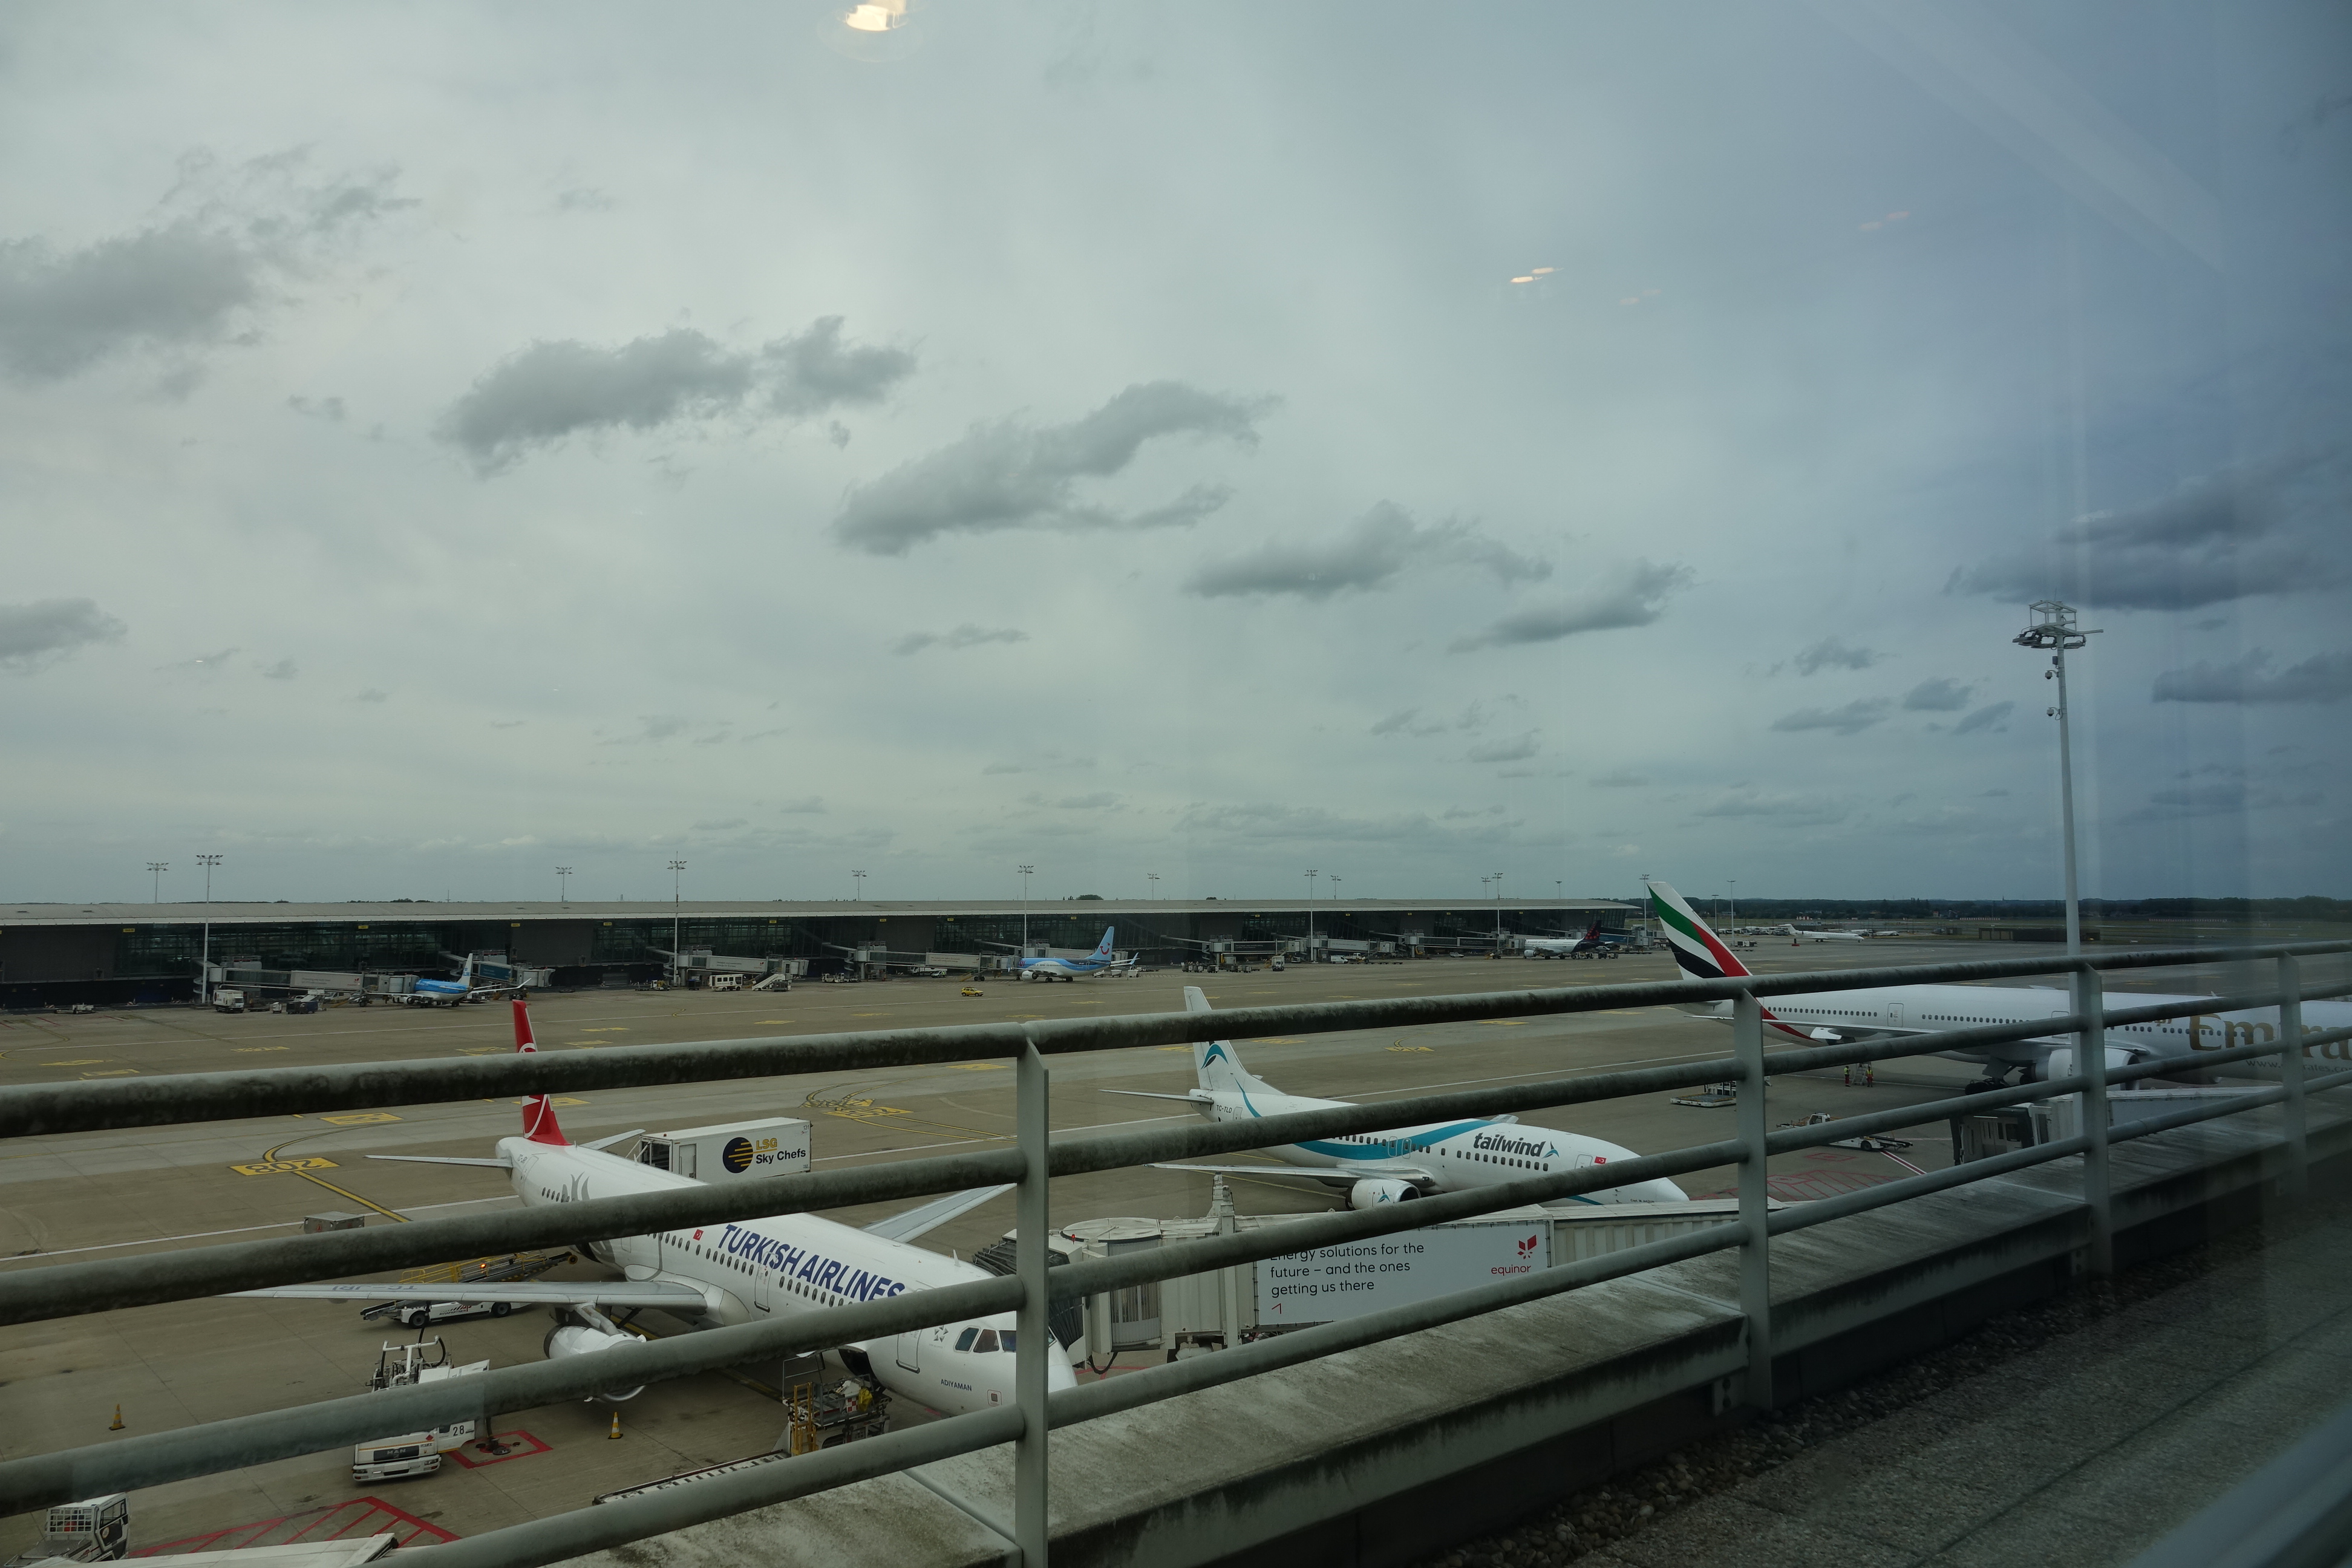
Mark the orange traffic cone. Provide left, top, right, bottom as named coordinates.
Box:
left=607, top=1411, right=622, bottom=1440
left=109, top=1404, right=125, bottom=1431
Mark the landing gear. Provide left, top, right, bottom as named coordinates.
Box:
left=1962, top=1071, right=2014, bottom=1096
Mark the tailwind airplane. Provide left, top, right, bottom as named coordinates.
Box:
left=1012, top=927, right=1138, bottom=982
left=232, top=1001, right=1071, bottom=1416
left=1648, top=880, right=2352, bottom=1088
left=1110, top=986, right=1687, bottom=1209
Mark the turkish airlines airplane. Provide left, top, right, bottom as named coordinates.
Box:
left=1112, top=987, right=1687, bottom=1209
left=1648, top=880, right=2352, bottom=1086
left=235, top=1002, right=1074, bottom=1415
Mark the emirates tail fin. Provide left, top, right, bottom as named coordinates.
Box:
left=1647, top=880, right=1753, bottom=981
left=514, top=999, right=570, bottom=1145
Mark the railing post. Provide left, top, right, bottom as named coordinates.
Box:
left=1733, top=991, right=1772, bottom=1410
left=1014, top=1040, right=1050, bottom=1568
left=2278, top=955, right=2307, bottom=1200
left=2074, top=965, right=2112, bottom=1276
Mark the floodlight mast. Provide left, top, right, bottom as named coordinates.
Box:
left=2013, top=600, right=2100, bottom=956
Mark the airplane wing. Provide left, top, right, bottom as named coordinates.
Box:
left=861, top=1183, right=1014, bottom=1244
left=231, top=1279, right=709, bottom=1307
left=1100, top=1089, right=1214, bottom=1104
left=1153, top=1161, right=1439, bottom=1191
left=370, top=1154, right=514, bottom=1169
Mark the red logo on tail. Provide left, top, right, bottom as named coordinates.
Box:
left=514, top=999, right=568, bottom=1145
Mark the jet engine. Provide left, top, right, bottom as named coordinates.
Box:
left=2043, top=1045, right=2160, bottom=1082
left=1347, top=1178, right=1419, bottom=1209
left=544, top=1310, right=644, bottom=1403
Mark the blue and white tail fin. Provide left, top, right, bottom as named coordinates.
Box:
left=1091, top=927, right=1116, bottom=961
left=1185, top=985, right=1272, bottom=1096
left=457, top=952, right=476, bottom=985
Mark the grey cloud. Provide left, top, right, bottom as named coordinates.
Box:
left=1590, top=769, right=1649, bottom=788
left=161, top=645, right=241, bottom=675
left=1370, top=707, right=1446, bottom=737
left=2151, top=649, right=2352, bottom=705
left=1443, top=805, right=1504, bottom=819
left=1793, top=638, right=1884, bottom=675
left=893, top=624, right=1028, bottom=656
left=779, top=795, right=827, bottom=814
left=0, top=158, right=407, bottom=382
left=441, top=317, right=913, bottom=474
left=1183, top=502, right=1548, bottom=601
left=352, top=688, right=388, bottom=704
left=1693, top=790, right=1849, bottom=824
left=1903, top=677, right=1974, bottom=711
left=693, top=818, right=746, bottom=831
left=0, top=598, right=126, bottom=674
left=1769, top=698, right=1890, bottom=736
left=259, top=658, right=298, bottom=680
left=1056, top=792, right=1120, bottom=810
left=605, top=714, right=687, bottom=743
left=832, top=381, right=1272, bottom=555
left=554, top=188, right=615, bottom=212
left=490, top=719, right=525, bottom=730
left=984, top=751, right=1094, bottom=776
left=1465, top=733, right=1540, bottom=763
left=1957, top=451, right=2349, bottom=610
left=1176, top=802, right=1513, bottom=848
left=287, top=395, right=344, bottom=423
left=1448, top=561, right=1692, bottom=652
left=1952, top=701, right=2015, bottom=734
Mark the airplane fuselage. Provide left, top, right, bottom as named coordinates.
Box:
left=1194, top=1086, right=1687, bottom=1204
left=498, top=1137, right=1070, bottom=1415
left=1702, top=984, right=2352, bottom=1077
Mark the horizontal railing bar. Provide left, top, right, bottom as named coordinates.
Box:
left=1049, top=1140, right=1747, bottom=1302
left=1047, top=1221, right=1748, bottom=1428
left=0, top=1148, right=1027, bottom=1325
left=417, top=1406, right=1027, bottom=1568
left=0, top=1275, right=1024, bottom=1515
left=1768, top=1134, right=2097, bottom=1236
left=2102, top=1067, right=2352, bottom=1146
left=7, top=944, right=2347, bottom=1137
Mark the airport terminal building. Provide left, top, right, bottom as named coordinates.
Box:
left=0, top=897, right=1635, bottom=1005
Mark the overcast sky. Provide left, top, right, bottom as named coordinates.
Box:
left=4, top=1, right=2348, bottom=906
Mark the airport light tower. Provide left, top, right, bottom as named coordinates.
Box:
left=1304, top=869, right=1318, bottom=962
left=556, top=866, right=572, bottom=904
left=196, top=854, right=221, bottom=1005
left=1018, top=864, right=1034, bottom=958
left=2014, top=601, right=2100, bottom=955
left=668, top=860, right=687, bottom=986
left=148, top=861, right=168, bottom=903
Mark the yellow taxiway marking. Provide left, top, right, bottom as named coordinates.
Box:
left=232, top=1157, right=341, bottom=1175
left=512, top=1096, right=588, bottom=1108
left=1387, top=1045, right=1435, bottom=1053
left=757, top=1019, right=794, bottom=1024
left=82, top=1068, right=139, bottom=1077
left=322, top=1112, right=401, bottom=1126
left=580, top=1027, right=629, bottom=1033
left=944, top=1063, right=1007, bottom=1071
left=458, top=1047, right=506, bottom=1055
left=41, top=1059, right=108, bottom=1067
left=235, top=1046, right=290, bottom=1053
left=1481, top=1021, right=1527, bottom=1027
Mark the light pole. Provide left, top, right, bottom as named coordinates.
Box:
left=196, top=854, right=221, bottom=1004
left=148, top=861, right=168, bottom=903
left=556, top=866, right=572, bottom=904
left=1728, top=879, right=1737, bottom=930
left=2015, top=601, right=2100, bottom=955
left=1018, top=864, right=1034, bottom=956
left=1146, top=872, right=1159, bottom=901
left=668, top=859, right=687, bottom=985
left=1492, top=870, right=1504, bottom=955
left=852, top=869, right=866, bottom=902
left=1304, top=869, right=1318, bottom=962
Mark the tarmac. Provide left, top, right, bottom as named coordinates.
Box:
left=2, top=939, right=2333, bottom=1557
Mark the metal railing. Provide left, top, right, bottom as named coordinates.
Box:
left=4, top=942, right=2350, bottom=1568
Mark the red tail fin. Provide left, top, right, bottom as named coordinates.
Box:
left=514, top=999, right=569, bottom=1145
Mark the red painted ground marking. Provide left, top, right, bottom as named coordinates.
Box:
left=447, top=1431, right=551, bottom=1468
left=1802, top=1150, right=1857, bottom=1163
left=136, top=1497, right=457, bottom=1555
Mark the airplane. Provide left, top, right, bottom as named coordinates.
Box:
left=1111, top=986, right=1688, bottom=1210
left=232, top=1001, right=1074, bottom=1417
left=1012, top=927, right=1139, bottom=982
left=1647, top=880, right=2352, bottom=1088
left=1522, top=922, right=1613, bottom=959
left=1780, top=925, right=1866, bottom=944
left=401, top=954, right=523, bottom=1008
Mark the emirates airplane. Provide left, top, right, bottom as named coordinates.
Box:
left=1647, top=880, right=2352, bottom=1088
left=235, top=1002, right=1074, bottom=1415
